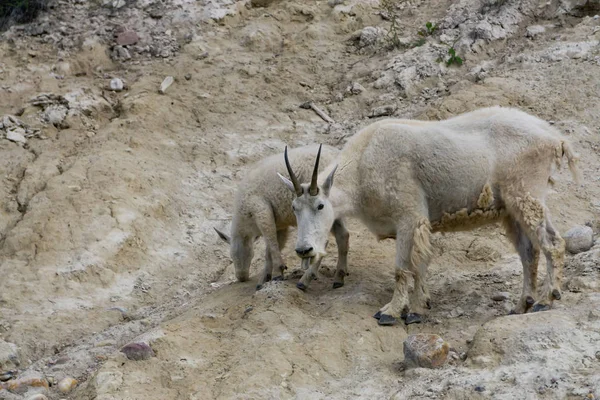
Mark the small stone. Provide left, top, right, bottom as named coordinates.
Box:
left=368, top=104, right=396, bottom=118
left=563, top=225, right=594, bottom=254
left=595, top=350, right=600, bottom=360
left=116, top=31, right=140, bottom=46
left=403, top=333, right=450, bottom=369
left=120, top=342, right=155, bottom=361
left=449, top=307, right=464, bottom=318
left=3, top=377, right=49, bottom=393
left=185, top=74, right=192, bottom=80
left=526, top=25, right=546, bottom=39
left=474, top=385, right=485, bottom=392
left=346, top=82, right=365, bottom=95
left=57, top=377, right=77, bottom=394
left=359, top=26, right=382, bottom=48
left=43, top=105, right=69, bottom=128
left=2, top=115, right=23, bottom=129
left=0, top=370, right=16, bottom=382
left=5, top=128, right=26, bottom=144
left=159, top=76, right=174, bottom=94
left=110, top=78, right=124, bottom=92
left=492, top=292, right=510, bottom=301
left=111, top=46, right=131, bottom=61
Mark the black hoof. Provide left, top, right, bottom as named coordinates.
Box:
left=532, top=303, right=551, bottom=312
left=552, top=289, right=561, bottom=300
left=378, top=314, right=397, bottom=326
left=296, top=282, right=306, bottom=291
left=265, top=274, right=272, bottom=282
left=405, top=313, right=423, bottom=325
left=279, top=265, right=288, bottom=271
left=373, top=311, right=382, bottom=320
left=332, top=281, right=344, bottom=289
left=526, top=296, right=535, bottom=306
left=272, top=275, right=284, bottom=282
left=256, top=284, right=263, bottom=290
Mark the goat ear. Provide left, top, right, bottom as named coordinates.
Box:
left=214, top=227, right=231, bottom=245
left=277, top=172, right=297, bottom=194
left=322, top=165, right=338, bottom=196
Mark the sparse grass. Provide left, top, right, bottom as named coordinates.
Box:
left=445, top=46, right=463, bottom=66
left=418, top=21, right=437, bottom=37
left=0, top=0, right=49, bottom=31
left=379, top=0, right=408, bottom=50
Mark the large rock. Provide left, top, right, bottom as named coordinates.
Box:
left=468, top=308, right=600, bottom=369
left=0, top=340, right=20, bottom=370
left=563, top=225, right=594, bottom=254
left=403, top=334, right=449, bottom=369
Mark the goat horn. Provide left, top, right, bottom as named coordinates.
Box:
left=309, top=144, right=322, bottom=196
left=284, top=146, right=303, bottom=196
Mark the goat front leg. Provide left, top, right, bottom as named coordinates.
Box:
left=257, top=229, right=288, bottom=290
left=332, top=219, right=350, bottom=289
left=254, top=203, right=287, bottom=289
left=374, top=217, right=432, bottom=326
left=296, top=256, right=323, bottom=291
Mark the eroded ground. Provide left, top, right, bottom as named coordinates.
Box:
left=0, top=0, right=599, bottom=399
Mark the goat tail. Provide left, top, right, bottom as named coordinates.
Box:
left=561, top=140, right=583, bottom=184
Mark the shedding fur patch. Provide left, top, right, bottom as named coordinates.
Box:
left=410, top=219, right=433, bottom=271
left=514, top=194, right=545, bottom=229
left=476, top=184, right=494, bottom=209
left=431, top=208, right=504, bottom=232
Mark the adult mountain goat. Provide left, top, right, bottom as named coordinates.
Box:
left=215, top=144, right=350, bottom=290
left=280, top=107, right=581, bottom=326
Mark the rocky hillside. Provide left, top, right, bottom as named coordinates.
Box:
left=0, top=0, right=599, bottom=399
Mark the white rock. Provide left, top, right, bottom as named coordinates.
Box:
left=159, top=76, right=174, bottom=94
left=346, top=82, right=365, bottom=95
left=563, top=225, right=594, bottom=254
left=2, top=115, right=23, bottom=129
left=0, top=340, right=21, bottom=369
left=6, top=128, right=27, bottom=144
left=110, top=78, right=124, bottom=92
left=526, top=25, right=546, bottom=39
left=43, top=105, right=68, bottom=127
left=58, top=377, right=78, bottom=393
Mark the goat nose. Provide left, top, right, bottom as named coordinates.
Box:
left=295, top=247, right=313, bottom=256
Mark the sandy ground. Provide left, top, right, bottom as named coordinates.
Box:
left=0, top=0, right=599, bottom=399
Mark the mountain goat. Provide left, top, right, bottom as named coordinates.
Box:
left=280, top=106, right=581, bottom=326
left=215, top=144, right=349, bottom=290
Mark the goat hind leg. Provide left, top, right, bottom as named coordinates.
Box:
left=533, top=215, right=565, bottom=312
left=504, top=217, right=539, bottom=314
left=507, top=195, right=564, bottom=312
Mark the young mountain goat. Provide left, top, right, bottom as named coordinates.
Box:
left=215, top=144, right=349, bottom=290
left=280, top=106, right=581, bottom=326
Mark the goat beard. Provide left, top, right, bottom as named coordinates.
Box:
left=300, top=251, right=326, bottom=270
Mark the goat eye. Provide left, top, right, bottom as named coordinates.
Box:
left=317, top=204, right=324, bottom=210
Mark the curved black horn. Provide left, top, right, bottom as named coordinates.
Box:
left=309, top=144, right=322, bottom=196
left=284, top=146, right=302, bottom=196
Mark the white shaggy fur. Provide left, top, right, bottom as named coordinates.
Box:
left=215, top=144, right=350, bottom=289
left=283, top=107, right=581, bottom=325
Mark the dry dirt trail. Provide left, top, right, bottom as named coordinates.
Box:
left=0, top=0, right=599, bottom=399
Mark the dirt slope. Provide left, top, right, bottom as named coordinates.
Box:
left=0, top=0, right=599, bottom=399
